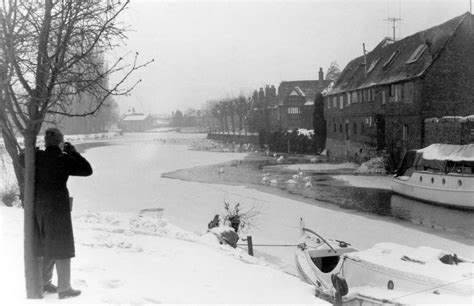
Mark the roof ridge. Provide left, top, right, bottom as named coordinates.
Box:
left=419, top=12, right=469, bottom=78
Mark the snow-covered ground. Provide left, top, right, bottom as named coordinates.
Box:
left=1, top=132, right=472, bottom=303
left=0, top=206, right=322, bottom=304
left=275, top=162, right=358, bottom=172
left=333, top=174, right=393, bottom=190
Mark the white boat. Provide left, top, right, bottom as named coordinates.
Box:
left=391, top=144, right=474, bottom=209
left=295, top=219, right=473, bottom=305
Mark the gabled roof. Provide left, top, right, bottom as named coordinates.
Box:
left=289, top=86, right=306, bottom=97
left=279, top=80, right=329, bottom=100
left=328, top=12, right=472, bottom=95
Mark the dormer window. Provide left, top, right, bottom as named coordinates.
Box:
left=406, top=44, right=427, bottom=64
left=367, top=58, right=380, bottom=74
left=383, top=50, right=399, bottom=68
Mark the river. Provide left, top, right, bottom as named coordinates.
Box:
left=70, top=132, right=473, bottom=274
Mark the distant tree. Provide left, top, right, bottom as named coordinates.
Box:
left=219, top=101, right=229, bottom=134
left=326, top=61, right=341, bottom=81
left=211, top=103, right=224, bottom=133
left=172, top=109, right=183, bottom=127
left=312, top=92, right=326, bottom=152
left=227, top=99, right=236, bottom=135
left=235, top=95, right=250, bottom=135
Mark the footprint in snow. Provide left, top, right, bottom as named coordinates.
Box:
left=73, top=279, right=88, bottom=287
left=103, top=279, right=124, bottom=289
left=143, top=297, right=162, bottom=303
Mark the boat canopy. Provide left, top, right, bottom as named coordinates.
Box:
left=396, top=144, right=474, bottom=176
left=416, top=144, right=474, bottom=162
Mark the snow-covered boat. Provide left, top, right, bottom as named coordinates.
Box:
left=295, top=219, right=473, bottom=304
left=391, top=143, right=474, bottom=209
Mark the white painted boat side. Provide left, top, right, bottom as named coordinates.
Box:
left=391, top=171, right=474, bottom=209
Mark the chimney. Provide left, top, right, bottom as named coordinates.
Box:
left=318, top=67, right=324, bottom=82
left=252, top=90, right=258, bottom=103
left=270, top=85, right=276, bottom=97
left=258, top=88, right=265, bottom=102
left=265, top=85, right=271, bottom=97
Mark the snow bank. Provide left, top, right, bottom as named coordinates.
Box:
left=277, top=162, right=357, bottom=172
left=354, top=156, right=387, bottom=175
left=0, top=206, right=325, bottom=304
left=332, top=175, right=392, bottom=190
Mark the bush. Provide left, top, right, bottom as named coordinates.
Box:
left=261, top=129, right=316, bottom=155
left=1, top=188, right=18, bottom=207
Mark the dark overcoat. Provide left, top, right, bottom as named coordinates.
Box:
left=30, top=146, right=93, bottom=259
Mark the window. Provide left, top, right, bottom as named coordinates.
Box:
left=361, top=122, right=365, bottom=134
left=353, top=122, right=357, bottom=135
left=395, top=84, right=403, bottom=102
left=367, top=58, right=380, bottom=74
left=333, top=96, right=337, bottom=108
left=345, top=123, right=350, bottom=140
left=352, top=91, right=358, bottom=103
left=382, top=91, right=386, bottom=104
left=333, top=123, right=337, bottom=133
left=403, top=124, right=409, bottom=141
left=390, top=84, right=403, bottom=102
left=288, top=107, right=300, bottom=115
left=403, top=82, right=414, bottom=103
left=339, top=124, right=342, bottom=133
left=383, top=50, right=400, bottom=68
left=389, top=84, right=396, bottom=97
left=347, top=93, right=351, bottom=106
left=406, top=44, right=427, bottom=64
left=339, top=95, right=344, bottom=109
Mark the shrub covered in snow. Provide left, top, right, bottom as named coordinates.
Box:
left=355, top=156, right=388, bottom=175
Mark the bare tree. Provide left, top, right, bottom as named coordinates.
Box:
left=235, top=94, right=249, bottom=135
left=0, top=0, right=151, bottom=298
left=210, top=102, right=224, bottom=133
left=326, top=61, right=341, bottom=81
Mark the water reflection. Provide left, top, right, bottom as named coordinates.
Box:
left=389, top=194, right=474, bottom=239
left=271, top=174, right=474, bottom=240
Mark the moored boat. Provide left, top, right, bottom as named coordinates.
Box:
left=295, top=219, right=474, bottom=305
left=391, top=143, right=474, bottom=209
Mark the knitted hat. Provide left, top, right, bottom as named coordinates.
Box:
left=44, top=128, right=64, bottom=147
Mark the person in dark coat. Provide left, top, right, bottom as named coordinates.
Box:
left=21, top=128, right=93, bottom=299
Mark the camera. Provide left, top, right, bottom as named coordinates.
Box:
left=63, top=142, right=72, bottom=152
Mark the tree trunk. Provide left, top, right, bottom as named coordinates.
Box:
left=23, top=131, right=42, bottom=299
left=231, top=114, right=235, bottom=135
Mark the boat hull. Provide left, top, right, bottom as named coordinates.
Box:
left=391, top=171, right=474, bottom=209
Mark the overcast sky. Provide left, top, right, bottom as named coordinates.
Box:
left=109, top=0, right=470, bottom=115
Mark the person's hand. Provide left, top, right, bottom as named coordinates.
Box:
left=63, top=142, right=77, bottom=153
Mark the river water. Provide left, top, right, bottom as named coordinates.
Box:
left=70, top=132, right=473, bottom=272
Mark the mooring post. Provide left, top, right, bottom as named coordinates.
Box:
left=247, top=236, right=254, bottom=256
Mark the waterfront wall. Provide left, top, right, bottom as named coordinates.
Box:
left=424, top=116, right=474, bottom=146
left=325, top=138, right=379, bottom=162
left=207, top=133, right=259, bottom=145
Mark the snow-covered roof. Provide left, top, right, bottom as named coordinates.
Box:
left=123, top=114, right=150, bottom=121
left=327, top=12, right=473, bottom=95
left=289, top=86, right=306, bottom=97
left=304, top=100, right=314, bottom=106
left=425, top=115, right=474, bottom=123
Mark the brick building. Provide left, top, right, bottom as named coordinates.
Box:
left=121, top=113, right=153, bottom=132
left=250, top=68, right=330, bottom=131
left=324, top=12, right=474, bottom=163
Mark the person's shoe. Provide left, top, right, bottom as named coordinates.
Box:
left=43, top=283, right=58, bottom=293
left=58, top=288, right=81, bottom=299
